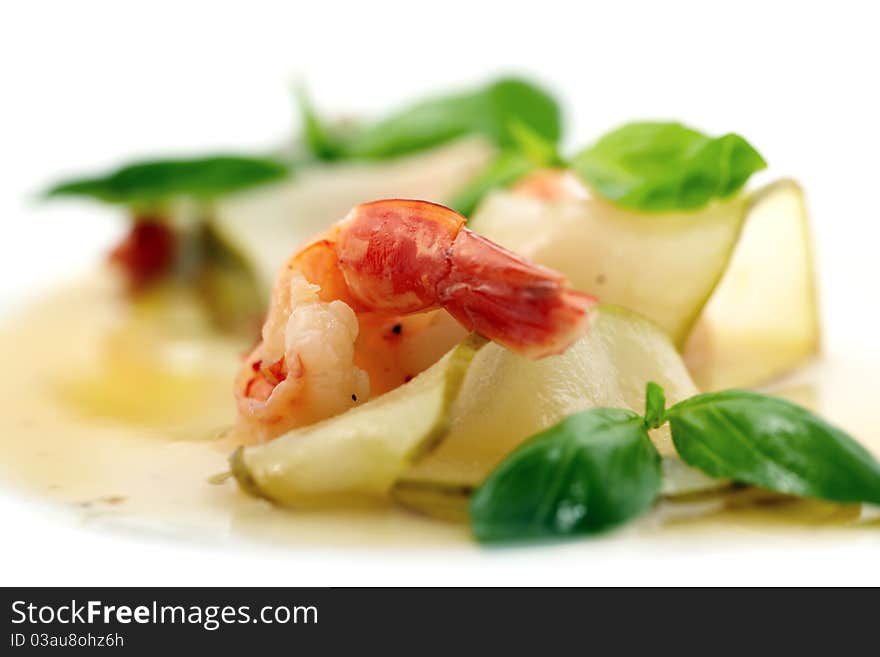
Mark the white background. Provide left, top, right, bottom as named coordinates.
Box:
left=1, top=0, right=879, bottom=585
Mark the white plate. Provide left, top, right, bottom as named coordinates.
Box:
left=2, top=1, right=879, bottom=586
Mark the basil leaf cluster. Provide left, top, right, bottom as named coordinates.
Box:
left=297, top=77, right=563, bottom=216
left=471, top=384, right=880, bottom=543
left=300, top=77, right=562, bottom=163
left=45, top=155, right=289, bottom=206
left=572, top=122, right=767, bottom=212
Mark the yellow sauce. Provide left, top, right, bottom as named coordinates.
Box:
left=0, top=275, right=877, bottom=548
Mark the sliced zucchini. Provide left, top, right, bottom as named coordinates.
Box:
left=393, top=306, right=722, bottom=518
left=230, top=334, right=486, bottom=506
left=683, top=179, right=820, bottom=390
left=468, top=189, right=747, bottom=345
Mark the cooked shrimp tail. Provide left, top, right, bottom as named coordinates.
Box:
left=235, top=199, right=597, bottom=442
left=334, top=200, right=596, bottom=358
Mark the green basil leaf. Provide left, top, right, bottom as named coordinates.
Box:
left=643, top=381, right=666, bottom=430
left=295, top=86, right=346, bottom=162
left=447, top=118, right=565, bottom=217
left=446, top=151, right=537, bottom=217
left=667, top=391, right=880, bottom=504
left=341, top=77, right=561, bottom=160
left=481, top=78, right=562, bottom=150
left=571, top=122, right=767, bottom=212
left=469, top=408, right=661, bottom=542
left=507, top=118, right=565, bottom=168
left=341, top=89, right=480, bottom=159
left=46, top=155, right=289, bottom=206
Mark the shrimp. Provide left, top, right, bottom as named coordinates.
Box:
left=234, top=199, right=597, bottom=443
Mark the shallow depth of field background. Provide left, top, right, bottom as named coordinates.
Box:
left=1, top=0, right=878, bottom=585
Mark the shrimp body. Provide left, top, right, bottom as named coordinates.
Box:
left=235, top=199, right=596, bottom=442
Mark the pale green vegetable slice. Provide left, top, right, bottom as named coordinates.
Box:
left=393, top=306, right=722, bottom=519
left=469, top=189, right=747, bottom=346
left=213, top=137, right=494, bottom=295
left=683, top=180, right=820, bottom=390
left=230, top=334, right=485, bottom=506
